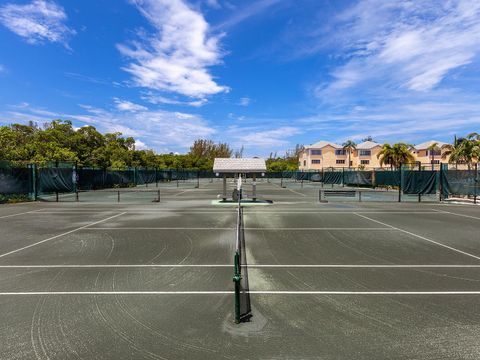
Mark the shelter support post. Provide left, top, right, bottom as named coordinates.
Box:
left=252, top=174, right=257, bottom=201
left=223, top=175, right=227, bottom=201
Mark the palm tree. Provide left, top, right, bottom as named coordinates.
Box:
left=377, top=144, right=395, bottom=169
left=427, top=142, right=439, bottom=169
left=377, top=143, right=414, bottom=169
left=392, top=143, right=415, bottom=168
left=443, top=137, right=478, bottom=169
left=467, top=132, right=480, bottom=141
left=342, top=140, right=356, bottom=168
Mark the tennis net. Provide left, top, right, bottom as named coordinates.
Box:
left=233, top=178, right=252, bottom=323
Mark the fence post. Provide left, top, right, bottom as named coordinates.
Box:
left=117, top=190, right=120, bottom=203
left=475, top=163, right=478, bottom=205
left=157, top=189, right=161, bottom=203
left=29, top=163, right=38, bottom=201
left=418, top=162, right=421, bottom=203
left=398, top=164, right=402, bottom=202
left=358, top=190, right=362, bottom=202
left=155, top=168, right=158, bottom=187
left=342, top=168, right=345, bottom=187
left=439, top=164, right=443, bottom=202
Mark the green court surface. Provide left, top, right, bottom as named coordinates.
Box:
left=1, top=180, right=480, bottom=359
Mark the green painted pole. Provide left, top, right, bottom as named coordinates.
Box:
left=233, top=251, right=242, bottom=324
left=474, top=163, right=478, bottom=205
left=398, top=164, right=402, bottom=202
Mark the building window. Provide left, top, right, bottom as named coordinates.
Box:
left=359, top=150, right=371, bottom=156
left=336, top=160, right=345, bottom=164
left=303, top=160, right=306, bottom=166
left=427, top=150, right=442, bottom=156
left=310, top=149, right=322, bottom=155
left=360, top=160, right=370, bottom=165
left=431, top=160, right=440, bottom=164
left=311, top=160, right=321, bottom=164
left=335, top=149, right=346, bottom=156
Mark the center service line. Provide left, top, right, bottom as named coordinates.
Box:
left=0, top=212, right=126, bottom=259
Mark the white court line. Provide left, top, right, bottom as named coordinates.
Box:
left=354, top=213, right=480, bottom=261
left=1, top=291, right=480, bottom=296
left=0, top=212, right=126, bottom=259
left=83, top=227, right=394, bottom=231
left=173, top=190, right=195, bottom=197
left=1, top=264, right=480, bottom=269
left=431, top=209, right=480, bottom=221
left=286, top=189, right=307, bottom=197
left=0, top=209, right=44, bottom=219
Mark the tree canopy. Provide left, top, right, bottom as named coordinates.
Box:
left=0, top=120, right=234, bottom=170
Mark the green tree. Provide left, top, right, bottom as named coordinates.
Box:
left=377, top=143, right=414, bottom=169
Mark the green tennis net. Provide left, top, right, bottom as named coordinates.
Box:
left=233, top=176, right=252, bottom=323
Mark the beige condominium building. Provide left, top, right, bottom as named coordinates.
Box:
left=299, top=139, right=452, bottom=171
left=410, top=140, right=449, bottom=166
left=299, top=140, right=383, bottom=170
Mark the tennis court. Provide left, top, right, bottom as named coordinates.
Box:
left=1, top=179, right=480, bottom=359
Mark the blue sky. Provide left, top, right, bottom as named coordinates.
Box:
left=1, top=0, right=480, bottom=155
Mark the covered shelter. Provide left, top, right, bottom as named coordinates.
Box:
left=213, top=158, right=267, bottom=201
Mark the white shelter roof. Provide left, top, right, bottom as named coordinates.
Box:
left=213, top=158, right=267, bottom=173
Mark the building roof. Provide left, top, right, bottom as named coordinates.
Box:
left=213, top=158, right=267, bottom=173
left=413, top=140, right=449, bottom=150
left=305, top=140, right=342, bottom=149
left=356, top=141, right=382, bottom=149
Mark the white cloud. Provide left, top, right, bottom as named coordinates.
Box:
left=300, top=96, right=480, bottom=145
left=0, top=103, right=217, bottom=152
left=117, top=0, right=228, bottom=99
left=142, top=93, right=207, bottom=107
left=316, top=0, right=480, bottom=99
left=113, top=98, right=148, bottom=112
left=205, top=0, right=221, bottom=9
left=134, top=140, right=147, bottom=150
left=230, top=126, right=302, bottom=149
left=238, top=97, right=251, bottom=106
left=214, top=0, right=283, bottom=30
left=0, top=0, right=75, bottom=46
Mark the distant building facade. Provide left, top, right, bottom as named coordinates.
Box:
left=298, top=139, right=453, bottom=170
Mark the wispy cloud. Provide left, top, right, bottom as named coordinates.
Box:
left=1, top=103, right=217, bottom=153
left=0, top=0, right=75, bottom=47
left=205, top=0, right=221, bottom=10
left=117, top=0, right=228, bottom=99
left=315, top=0, right=480, bottom=100
left=142, top=92, right=207, bottom=107
left=229, top=125, right=302, bottom=150
left=214, top=0, right=284, bottom=30
left=301, top=96, right=480, bottom=145
left=113, top=98, right=148, bottom=112
left=0, top=64, right=5, bottom=74
left=64, top=72, right=116, bottom=86
left=238, top=97, right=251, bottom=106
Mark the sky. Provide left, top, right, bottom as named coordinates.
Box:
left=1, top=0, right=480, bottom=156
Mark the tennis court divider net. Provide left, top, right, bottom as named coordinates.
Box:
left=233, top=196, right=252, bottom=323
